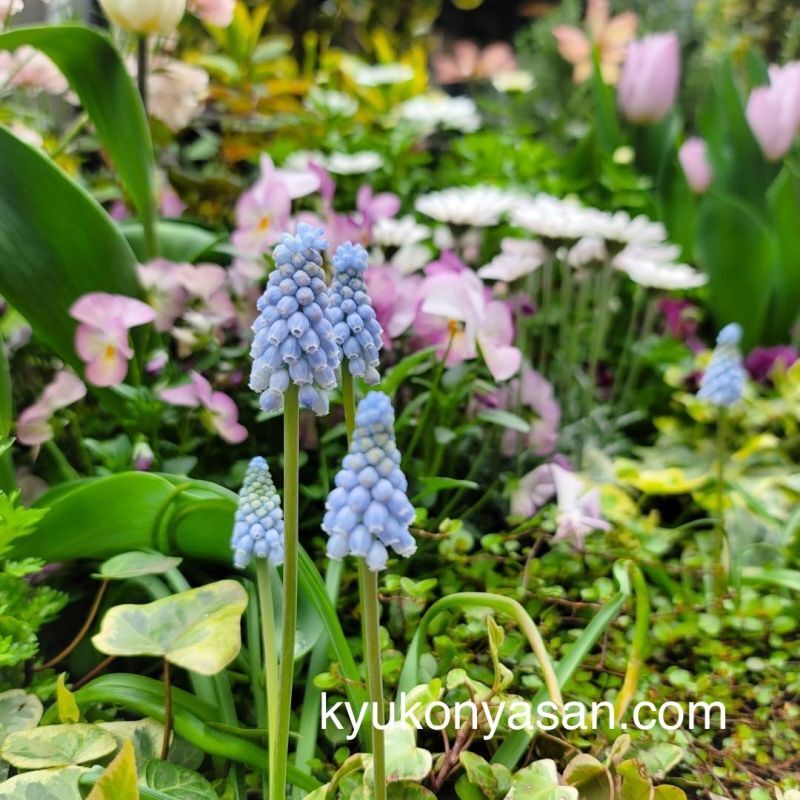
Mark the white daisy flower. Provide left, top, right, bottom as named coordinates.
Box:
left=415, top=185, right=516, bottom=227
left=326, top=151, right=383, bottom=175
left=350, top=62, right=414, bottom=87
left=371, top=243, right=431, bottom=275
left=613, top=244, right=708, bottom=290
left=565, top=236, right=607, bottom=267
left=399, top=94, right=481, bottom=134
left=371, top=215, right=431, bottom=248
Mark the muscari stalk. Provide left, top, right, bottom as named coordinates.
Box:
left=697, top=322, right=746, bottom=597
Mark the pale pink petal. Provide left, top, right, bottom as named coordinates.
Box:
left=189, top=371, right=215, bottom=408
left=40, top=370, right=87, bottom=411
left=477, top=337, right=522, bottom=381
left=16, top=406, right=54, bottom=447
left=159, top=383, right=201, bottom=407
left=179, top=264, right=227, bottom=301
left=85, top=350, right=129, bottom=387
left=552, top=26, right=591, bottom=66
left=208, top=391, right=248, bottom=443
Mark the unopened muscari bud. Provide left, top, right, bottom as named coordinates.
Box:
left=322, top=392, right=415, bottom=571
left=698, top=322, right=747, bottom=407
left=249, top=224, right=341, bottom=415
left=231, top=456, right=285, bottom=569
left=325, top=242, right=383, bottom=385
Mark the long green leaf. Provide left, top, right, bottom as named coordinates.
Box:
left=0, top=127, right=141, bottom=368
left=0, top=24, right=157, bottom=254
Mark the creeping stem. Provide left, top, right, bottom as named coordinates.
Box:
left=272, top=384, right=300, bottom=799
left=358, top=560, right=386, bottom=800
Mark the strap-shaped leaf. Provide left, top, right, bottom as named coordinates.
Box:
left=0, top=24, right=157, bottom=255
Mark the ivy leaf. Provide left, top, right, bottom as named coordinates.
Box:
left=562, top=754, right=613, bottom=800
left=56, top=674, right=80, bottom=724
left=0, top=689, right=43, bottom=746
left=365, top=723, right=432, bottom=786
left=460, top=751, right=512, bottom=799
left=0, top=765, right=86, bottom=799
left=91, top=580, right=248, bottom=675
left=98, top=719, right=167, bottom=774
left=508, top=759, right=578, bottom=800
left=1, top=724, right=116, bottom=769
left=86, top=738, right=139, bottom=800
left=144, top=759, right=218, bottom=800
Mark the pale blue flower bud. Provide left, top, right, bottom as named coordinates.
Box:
left=231, top=456, right=284, bottom=568
left=325, top=242, right=383, bottom=385
left=698, top=323, right=747, bottom=407
left=322, top=392, right=415, bottom=571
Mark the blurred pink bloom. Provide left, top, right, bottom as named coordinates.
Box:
left=146, top=350, right=169, bottom=373
left=552, top=464, right=610, bottom=549
left=419, top=269, right=521, bottom=381
left=259, top=154, right=320, bottom=200
left=746, top=62, right=800, bottom=160
left=511, top=463, right=557, bottom=517
left=0, top=46, right=68, bottom=94
left=0, top=1, right=23, bottom=23
left=188, top=0, right=234, bottom=26
left=160, top=371, right=247, bottom=443
left=146, top=58, right=209, bottom=132
left=132, top=440, right=155, bottom=471
left=160, top=182, right=186, bottom=217
left=433, top=39, right=518, bottom=84
left=618, top=32, right=680, bottom=123
left=365, top=265, right=422, bottom=346
left=678, top=137, right=712, bottom=193
left=138, top=259, right=188, bottom=331
left=552, top=0, right=638, bottom=84
left=16, top=370, right=86, bottom=447
left=745, top=345, right=799, bottom=382
left=659, top=298, right=701, bottom=351
left=233, top=166, right=293, bottom=257
left=70, top=293, right=156, bottom=387
left=357, top=184, right=400, bottom=232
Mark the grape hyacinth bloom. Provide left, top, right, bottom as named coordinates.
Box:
left=323, top=392, right=416, bottom=571
left=698, top=323, right=747, bottom=407
left=326, top=242, right=384, bottom=385
left=231, top=457, right=285, bottom=569
left=249, top=223, right=341, bottom=415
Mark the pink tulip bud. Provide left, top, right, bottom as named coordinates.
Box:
left=678, top=137, right=712, bottom=193
left=618, top=33, right=680, bottom=123
left=745, top=62, right=800, bottom=161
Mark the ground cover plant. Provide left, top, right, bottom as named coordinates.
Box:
left=0, top=0, right=799, bottom=798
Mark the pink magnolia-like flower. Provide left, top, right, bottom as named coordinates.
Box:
left=188, top=0, right=234, bottom=26
left=552, top=0, right=638, bottom=84
left=0, top=46, right=69, bottom=94
left=433, top=39, right=518, bottom=85
left=357, top=184, right=400, bottom=233
left=70, top=293, right=156, bottom=387
left=746, top=62, right=800, bottom=161
left=418, top=268, right=521, bottom=381
left=678, top=137, right=713, bottom=193
left=364, top=265, right=423, bottom=347
left=16, top=370, right=86, bottom=448
left=618, top=32, right=680, bottom=123
left=159, top=371, right=247, bottom=444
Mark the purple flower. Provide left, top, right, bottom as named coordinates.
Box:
left=745, top=345, right=798, bottom=383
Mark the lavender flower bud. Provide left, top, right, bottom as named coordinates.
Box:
left=325, top=243, right=383, bottom=385
left=250, top=224, right=341, bottom=415
left=231, top=456, right=285, bottom=569
left=698, top=322, right=747, bottom=407
left=322, top=392, right=415, bottom=571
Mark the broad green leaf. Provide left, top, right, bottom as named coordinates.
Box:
left=144, top=760, right=217, bottom=800
left=508, top=759, right=578, bottom=800
left=0, top=766, right=86, bottom=799
left=477, top=409, right=531, bottom=434
left=91, top=580, right=247, bottom=675
left=1, top=724, right=116, bottom=769
left=119, top=221, right=223, bottom=264
left=0, top=690, right=43, bottom=745
left=87, top=738, right=139, bottom=800
left=460, top=751, right=512, bottom=799
left=0, top=127, right=141, bottom=370
left=98, top=552, right=183, bottom=581
left=562, top=754, right=613, bottom=800
left=633, top=744, right=684, bottom=780
left=387, top=785, right=436, bottom=799
left=617, top=759, right=653, bottom=800
left=0, top=24, right=156, bottom=252
left=365, top=723, right=432, bottom=786
left=57, top=674, right=80, bottom=724
left=98, top=720, right=167, bottom=772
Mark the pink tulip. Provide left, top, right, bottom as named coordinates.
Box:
left=159, top=371, right=247, bottom=444
left=678, top=137, right=712, bottom=193
left=188, top=0, right=234, bottom=27
left=618, top=33, right=680, bottom=123
left=746, top=62, right=800, bottom=160
left=16, top=370, right=86, bottom=447
left=70, top=293, right=156, bottom=387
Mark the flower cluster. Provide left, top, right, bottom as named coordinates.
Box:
left=249, top=223, right=340, bottom=415
left=322, top=392, right=416, bottom=571
left=698, top=323, right=747, bottom=407
left=326, top=243, right=384, bottom=385
left=231, top=456, right=284, bottom=569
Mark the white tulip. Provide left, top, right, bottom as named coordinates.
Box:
left=99, top=0, right=186, bottom=34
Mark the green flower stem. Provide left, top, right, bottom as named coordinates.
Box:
left=358, top=559, right=386, bottom=800
left=609, top=283, right=646, bottom=411
left=256, top=561, right=280, bottom=776
left=342, top=369, right=356, bottom=440
left=161, top=658, right=172, bottom=760
left=43, top=440, right=79, bottom=482
left=273, top=383, right=300, bottom=800
left=536, top=256, right=555, bottom=373
left=618, top=295, right=658, bottom=411
left=713, top=408, right=729, bottom=596
left=613, top=563, right=650, bottom=722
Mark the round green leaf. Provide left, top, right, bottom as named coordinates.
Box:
left=508, top=759, right=578, bottom=800
left=98, top=552, right=183, bottom=581
left=91, top=580, right=248, bottom=675
left=0, top=766, right=86, bottom=799
left=0, top=690, right=43, bottom=746
left=144, top=760, right=217, bottom=800
left=1, top=724, right=117, bottom=769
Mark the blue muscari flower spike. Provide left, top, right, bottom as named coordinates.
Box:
left=325, top=242, right=384, bottom=385
left=322, top=392, right=416, bottom=572
left=249, top=223, right=341, bottom=416
left=698, top=322, right=747, bottom=407
left=231, top=456, right=285, bottom=569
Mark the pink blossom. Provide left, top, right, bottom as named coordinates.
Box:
left=511, top=463, right=557, bottom=517
left=618, top=33, right=680, bottom=123
left=0, top=47, right=68, bottom=95
left=418, top=268, right=521, bottom=381
left=70, top=293, right=156, bottom=387
left=357, top=184, right=400, bottom=232
left=746, top=62, right=800, bottom=160
left=233, top=173, right=292, bottom=257
left=433, top=39, right=518, bottom=84
left=159, top=371, right=247, bottom=443
left=745, top=345, right=799, bottom=382
left=188, top=0, right=234, bottom=26
left=138, top=259, right=188, bottom=331
left=552, top=465, right=610, bottom=549
left=678, top=137, right=712, bottom=193
left=146, top=58, right=209, bottom=132
left=365, top=265, right=422, bottom=346
left=160, top=182, right=186, bottom=217
left=16, top=370, right=86, bottom=448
